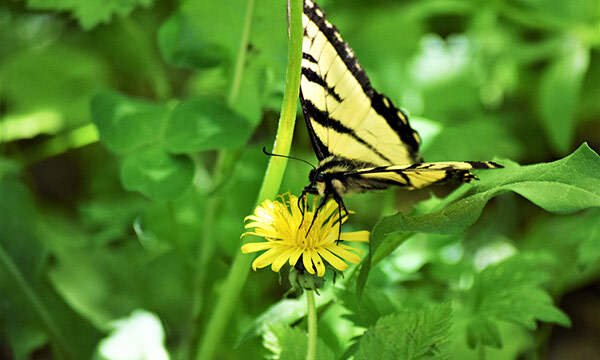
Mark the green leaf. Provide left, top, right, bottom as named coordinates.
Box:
left=375, top=143, right=599, bottom=261
left=522, top=209, right=600, bottom=289
left=538, top=38, right=590, bottom=155
left=238, top=289, right=337, bottom=346
left=0, top=160, right=48, bottom=358
left=27, top=0, right=153, bottom=30
left=158, top=12, right=229, bottom=69
left=341, top=285, right=397, bottom=329
left=466, top=319, right=502, bottom=349
left=358, top=143, right=600, bottom=297
left=120, top=147, right=194, bottom=201
left=164, top=97, right=252, bottom=153
left=355, top=302, right=452, bottom=360
left=263, top=324, right=335, bottom=360
left=464, top=253, right=571, bottom=349
left=91, top=90, right=169, bottom=154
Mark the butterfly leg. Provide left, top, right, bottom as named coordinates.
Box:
left=306, top=192, right=330, bottom=235
left=332, top=192, right=349, bottom=244
left=299, top=185, right=319, bottom=228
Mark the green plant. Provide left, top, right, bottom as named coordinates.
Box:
left=1, top=0, right=598, bottom=359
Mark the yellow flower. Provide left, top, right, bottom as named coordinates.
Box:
left=241, top=193, right=369, bottom=277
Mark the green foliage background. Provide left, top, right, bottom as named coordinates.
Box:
left=1, top=0, right=599, bottom=359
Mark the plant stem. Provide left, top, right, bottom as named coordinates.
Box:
left=194, top=0, right=303, bottom=359
left=0, top=245, right=74, bottom=360
left=306, top=290, right=318, bottom=360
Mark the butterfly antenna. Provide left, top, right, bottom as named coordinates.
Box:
left=262, top=147, right=316, bottom=170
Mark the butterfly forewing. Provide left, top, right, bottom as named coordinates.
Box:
left=300, top=0, right=421, bottom=166
left=298, top=0, right=503, bottom=217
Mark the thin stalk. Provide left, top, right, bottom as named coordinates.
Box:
left=306, top=290, right=318, bottom=360
left=0, top=245, right=74, bottom=360
left=194, top=0, right=303, bottom=358
left=191, top=0, right=256, bottom=317
left=188, top=0, right=257, bottom=355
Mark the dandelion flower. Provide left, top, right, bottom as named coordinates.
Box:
left=241, top=193, right=369, bottom=277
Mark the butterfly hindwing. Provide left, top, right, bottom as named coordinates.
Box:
left=352, top=161, right=502, bottom=190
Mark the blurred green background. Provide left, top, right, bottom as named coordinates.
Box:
left=1, top=0, right=598, bottom=359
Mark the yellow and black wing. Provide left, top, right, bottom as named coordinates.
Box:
left=299, top=0, right=502, bottom=206
left=300, top=0, right=421, bottom=166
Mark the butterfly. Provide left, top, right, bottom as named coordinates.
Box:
left=298, top=0, right=502, bottom=228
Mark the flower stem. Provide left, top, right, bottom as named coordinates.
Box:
left=306, top=290, right=318, bottom=360
left=194, top=0, right=303, bottom=359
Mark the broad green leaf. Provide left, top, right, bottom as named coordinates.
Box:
left=164, top=97, right=252, bottom=153
left=27, top=0, right=153, bottom=30
left=0, top=160, right=100, bottom=359
left=158, top=12, right=229, bottom=69
left=373, top=143, right=599, bottom=263
left=91, top=90, right=169, bottom=154
left=0, top=160, right=48, bottom=358
left=120, top=147, right=194, bottom=201
left=358, top=143, right=600, bottom=297
left=263, top=324, right=335, bottom=360
left=464, top=253, right=570, bottom=349
left=538, top=38, right=590, bottom=154
left=355, top=302, right=452, bottom=360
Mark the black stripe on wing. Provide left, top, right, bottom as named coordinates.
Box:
left=301, top=67, right=342, bottom=103
left=301, top=99, right=393, bottom=163
left=300, top=92, right=330, bottom=160
left=303, top=1, right=374, bottom=97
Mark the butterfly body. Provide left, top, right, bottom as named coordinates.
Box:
left=299, top=0, right=502, bottom=218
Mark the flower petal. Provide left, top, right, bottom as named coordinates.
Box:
left=325, top=244, right=362, bottom=264
left=252, top=246, right=288, bottom=270
left=308, top=248, right=326, bottom=277
left=241, top=241, right=276, bottom=253
left=339, top=230, right=370, bottom=242
left=271, top=246, right=296, bottom=272
left=288, top=247, right=303, bottom=266
left=317, top=248, right=349, bottom=272
left=302, top=250, right=315, bottom=275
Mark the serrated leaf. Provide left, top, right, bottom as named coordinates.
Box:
left=538, top=38, right=590, bottom=155
left=263, top=324, right=335, bottom=360
left=355, top=302, right=452, bottom=360
left=120, top=147, right=194, bottom=201
left=164, top=97, right=252, bottom=153
left=340, top=287, right=397, bottom=329
left=466, top=319, right=502, bottom=349
left=464, top=253, right=570, bottom=349
left=27, top=0, right=153, bottom=30
left=91, top=90, right=169, bottom=154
